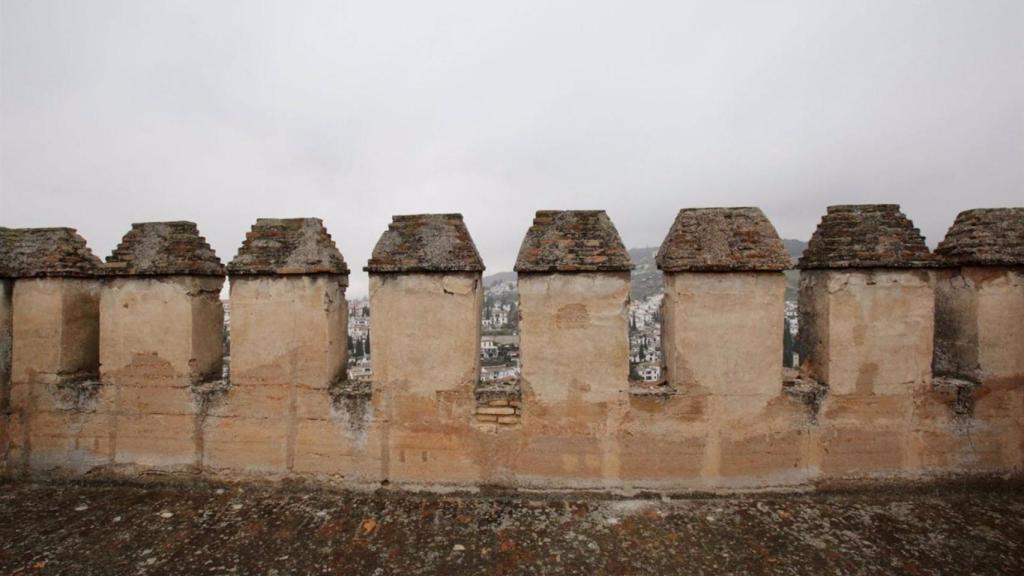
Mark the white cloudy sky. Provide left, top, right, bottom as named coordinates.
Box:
left=2, top=0, right=1022, bottom=295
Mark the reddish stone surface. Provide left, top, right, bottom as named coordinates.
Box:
left=104, top=221, right=224, bottom=276
left=0, top=227, right=102, bottom=278
left=229, top=218, right=348, bottom=276
left=935, top=208, right=1024, bottom=267
left=365, top=214, right=484, bottom=273
left=656, top=207, right=790, bottom=272
left=514, top=210, right=633, bottom=273
left=799, top=205, right=935, bottom=270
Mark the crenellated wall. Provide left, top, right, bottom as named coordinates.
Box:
left=0, top=205, right=1021, bottom=491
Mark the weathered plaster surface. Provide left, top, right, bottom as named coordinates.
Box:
left=204, top=275, right=359, bottom=477
left=663, top=272, right=784, bottom=397
left=370, top=273, right=481, bottom=396
left=0, top=280, right=12, bottom=410
left=973, top=268, right=1024, bottom=384
left=512, top=272, right=630, bottom=487
left=800, top=269, right=934, bottom=396
left=99, top=276, right=224, bottom=469
left=926, top=266, right=1024, bottom=474
left=519, top=273, right=630, bottom=405
left=645, top=271, right=807, bottom=489
left=5, top=278, right=101, bottom=473
left=369, top=272, right=482, bottom=484
left=2, top=264, right=1020, bottom=491
left=933, top=269, right=980, bottom=382
left=931, top=266, right=1023, bottom=385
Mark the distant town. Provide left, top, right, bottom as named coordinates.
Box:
left=344, top=242, right=807, bottom=385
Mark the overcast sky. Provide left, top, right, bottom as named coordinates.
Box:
left=2, top=1, right=1022, bottom=295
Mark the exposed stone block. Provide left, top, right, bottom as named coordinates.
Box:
left=477, top=406, right=515, bottom=416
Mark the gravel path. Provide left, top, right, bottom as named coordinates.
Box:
left=1, top=479, right=1022, bottom=575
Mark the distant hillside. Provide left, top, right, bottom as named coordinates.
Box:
left=628, top=246, right=662, bottom=300
left=484, top=240, right=807, bottom=302
left=482, top=271, right=516, bottom=287
left=783, top=239, right=808, bottom=262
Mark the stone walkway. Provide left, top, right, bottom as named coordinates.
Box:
left=1, top=479, right=1022, bottom=575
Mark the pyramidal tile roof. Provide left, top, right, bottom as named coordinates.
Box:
left=935, top=208, right=1024, bottom=267
left=104, top=221, right=225, bottom=276
left=365, top=214, right=484, bottom=273
left=229, top=218, right=348, bottom=276
left=0, top=227, right=103, bottom=278
left=514, top=210, right=633, bottom=272
left=656, top=207, right=790, bottom=272
left=798, top=205, right=935, bottom=269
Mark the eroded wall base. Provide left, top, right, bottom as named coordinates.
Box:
left=201, top=275, right=374, bottom=480
left=97, top=276, right=224, bottom=471
left=4, top=278, right=101, bottom=474
left=370, top=272, right=483, bottom=484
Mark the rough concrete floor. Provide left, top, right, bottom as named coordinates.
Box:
left=1, top=479, right=1022, bottom=575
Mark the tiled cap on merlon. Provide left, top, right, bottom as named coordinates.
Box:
left=656, top=207, right=790, bottom=272
left=514, top=210, right=633, bottom=273
left=934, top=208, right=1024, bottom=267
left=365, top=214, right=484, bottom=273
left=798, top=205, right=935, bottom=270
left=229, top=218, right=349, bottom=277
left=0, top=227, right=103, bottom=278
left=104, top=221, right=225, bottom=276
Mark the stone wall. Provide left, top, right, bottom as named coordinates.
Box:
left=7, top=278, right=102, bottom=472
left=0, top=206, right=1021, bottom=491
left=0, top=279, right=12, bottom=416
